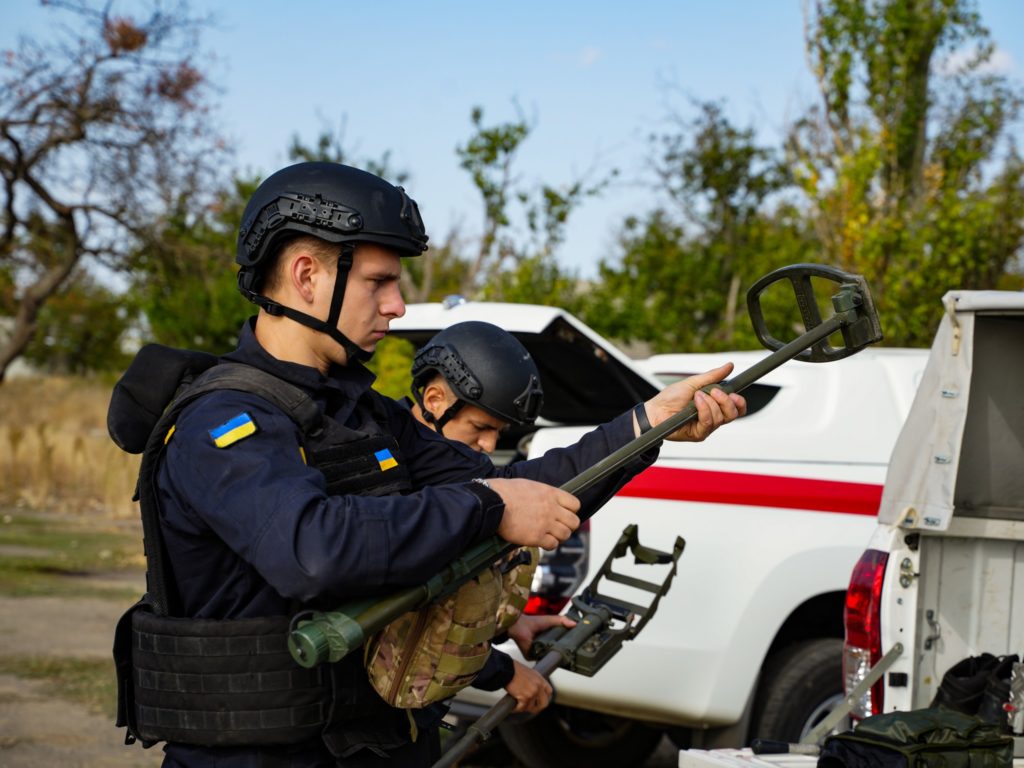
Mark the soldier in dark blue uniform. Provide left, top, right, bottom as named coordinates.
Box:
left=127, top=161, right=744, bottom=767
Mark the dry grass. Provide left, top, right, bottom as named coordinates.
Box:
left=0, top=376, right=140, bottom=518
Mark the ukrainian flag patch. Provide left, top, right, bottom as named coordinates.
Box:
left=209, top=412, right=258, bottom=448
left=375, top=448, right=398, bottom=471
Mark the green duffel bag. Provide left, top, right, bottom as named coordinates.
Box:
left=818, top=707, right=1013, bottom=768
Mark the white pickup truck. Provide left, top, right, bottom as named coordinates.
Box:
left=390, top=299, right=928, bottom=768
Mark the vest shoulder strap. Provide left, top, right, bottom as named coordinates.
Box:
left=136, top=361, right=324, bottom=616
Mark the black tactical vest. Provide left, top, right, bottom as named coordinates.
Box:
left=110, top=353, right=428, bottom=756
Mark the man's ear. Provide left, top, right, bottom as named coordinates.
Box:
left=289, top=251, right=319, bottom=305
left=422, top=381, right=451, bottom=419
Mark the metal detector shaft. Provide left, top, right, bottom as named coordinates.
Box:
left=433, top=606, right=613, bottom=768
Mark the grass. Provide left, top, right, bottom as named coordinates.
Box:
left=0, top=511, right=145, bottom=599
left=0, top=377, right=164, bottom=754
left=0, top=510, right=143, bottom=731
left=1, top=376, right=141, bottom=517
left=0, top=655, right=118, bottom=718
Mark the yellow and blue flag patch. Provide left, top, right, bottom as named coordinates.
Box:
left=209, top=412, right=258, bottom=448
left=375, top=448, right=398, bottom=471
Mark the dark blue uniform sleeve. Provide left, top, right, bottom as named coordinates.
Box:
left=383, top=395, right=656, bottom=521
left=497, top=411, right=656, bottom=520
left=472, top=647, right=515, bottom=691
left=495, top=409, right=655, bottom=524
left=161, top=391, right=505, bottom=603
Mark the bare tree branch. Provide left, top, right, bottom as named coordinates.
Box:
left=0, top=0, right=227, bottom=381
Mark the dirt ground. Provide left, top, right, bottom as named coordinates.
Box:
left=0, top=586, right=165, bottom=768
left=0, top=564, right=679, bottom=768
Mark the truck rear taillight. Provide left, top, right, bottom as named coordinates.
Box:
left=525, top=520, right=589, bottom=616
left=524, top=595, right=570, bottom=615
left=844, top=548, right=888, bottom=718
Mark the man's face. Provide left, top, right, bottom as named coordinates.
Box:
left=335, top=244, right=405, bottom=356
left=440, top=403, right=509, bottom=454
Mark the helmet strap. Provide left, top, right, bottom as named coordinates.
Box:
left=411, top=385, right=465, bottom=434
left=238, top=244, right=373, bottom=363
left=433, top=400, right=465, bottom=432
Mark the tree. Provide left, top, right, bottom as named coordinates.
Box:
left=582, top=101, right=800, bottom=352
left=0, top=0, right=226, bottom=380
left=655, top=101, right=791, bottom=342
left=791, top=0, right=1024, bottom=345
left=128, top=176, right=256, bottom=352
left=447, top=106, right=611, bottom=305
left=22, top=270, right=135, bottom=375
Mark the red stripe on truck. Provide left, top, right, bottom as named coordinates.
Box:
left=617, top=466, right=882, bottom=515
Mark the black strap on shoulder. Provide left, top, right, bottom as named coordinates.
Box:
left=137, top=363, right=323, bottom=616
left=193, top=364, right=324, bottom=437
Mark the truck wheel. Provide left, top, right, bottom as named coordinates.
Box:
left=751, top=638, right=847, bottom=744
left=498, top=705, right=662, bottom=768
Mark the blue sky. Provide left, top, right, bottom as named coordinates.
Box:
left=5, top=1, right=1023, bottom=277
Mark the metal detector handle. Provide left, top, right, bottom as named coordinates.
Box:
left=799, top=642, right=904, bottom=746
left=566, top=265, right=883, bottom=495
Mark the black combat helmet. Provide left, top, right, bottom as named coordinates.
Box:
left=411, top=321, right=544, bottom=432
left=235, top=161, right=428, bottom=361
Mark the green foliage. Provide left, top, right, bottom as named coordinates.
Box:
left=580, top=206, right=818, bottom=353
left=483, top=254, right=584, bottom=313
left=583, top=102, right=802, bottom=352
left=129, top=177, right=258, bottom=352
left=794, top=0, right=1024, bottom=346
left=446, top=106, right=613, bottom=306
left=367, top=336, right=415, bottom=401
left=22, top=274, right=135, bottom=375
left=458, top=106, right=530, bottom=239
left=14, top=4, right=1022, bottom=370
left=654, top=101, right=788, bottom=229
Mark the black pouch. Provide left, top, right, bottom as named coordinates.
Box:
left=107, top=344, right=218, bottom=454
left=130, top=610, right=328, bottom=747
left=818, top=707, right=1013, bottom=768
